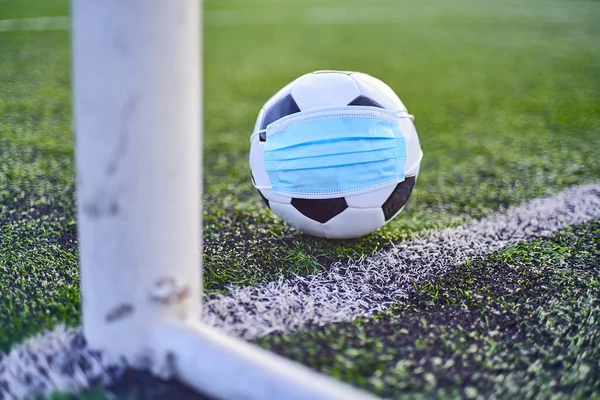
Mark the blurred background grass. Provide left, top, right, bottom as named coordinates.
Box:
left=203, top=0, right=600, bottom=287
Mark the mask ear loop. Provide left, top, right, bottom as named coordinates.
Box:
left=253, top=183, right=273, bottom=191
left=250, top=129, right=267, bottom=143
left=250, top=129, right=272, bottom=191
left=396, top=110, right=415, bottom=121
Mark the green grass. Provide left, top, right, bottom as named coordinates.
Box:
left=0, top=0, right=67, bottom=19
left=0, top=218, right=79, bottom=351
left=1, top=0, right=599, bottom=355
left=257, top=220, right=600, bottom=399
left=202, top=0, right=600, bottom=289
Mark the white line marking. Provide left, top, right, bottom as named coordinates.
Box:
left=0, top=17, right=69, bottom=32
left=0, top=8, right=410, bottom=32
left=0, top=3, right=582, bottom=32
left=0, top=326, right=124, bottom=399
left=1, top=182, right=599, bottom=399
left=203, top=182, right=600, bottom=338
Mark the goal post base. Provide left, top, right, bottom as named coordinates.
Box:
left=151, top=320, right=381, bottom=400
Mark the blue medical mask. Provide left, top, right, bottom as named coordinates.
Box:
left=252, top=106, right=412, bottom=199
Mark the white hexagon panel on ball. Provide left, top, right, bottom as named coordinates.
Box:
left=249, top=70, right=423, bottom=239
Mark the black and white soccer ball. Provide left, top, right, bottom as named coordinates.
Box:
left=249, top=70, right=423, bottom=239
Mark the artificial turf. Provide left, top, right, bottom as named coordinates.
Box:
left=0, top=218, right=79, bottom=352
left=0, top=0, right=67, bottom=19
left=1, top=0, right=599, bottom=380
left=202, top=0, right=600, bottom=291
left=48, top=371, right=213, bottom=400
left=51, top=219, right=600, bottom=400
left=257, top=221, right=600, bottom=399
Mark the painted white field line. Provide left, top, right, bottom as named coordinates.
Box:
left=1, top=182, right=599, bottom=399
left=205, top=7, right=409, bottom=26
left=0, top=326, right=124, bottom=400
left=203, top=182, right=600, bottom=338
left=0, top=8, right=414, bottom=32
left=0, top=17, right=69, bottom=32
left=0, top=4, right=580, bottom=32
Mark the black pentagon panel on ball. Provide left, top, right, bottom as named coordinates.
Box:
left=382, top=176, right=416, bottom=221
left=347, top=95, right=384, bottom=108
left=291, top=197, right=348, bottom=223
left=259, top=94, right=301, bottom=134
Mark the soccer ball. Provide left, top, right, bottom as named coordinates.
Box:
left=249, top=70, right=422, bottom=239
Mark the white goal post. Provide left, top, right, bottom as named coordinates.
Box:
left=71, top=0, right=379, bottom=399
